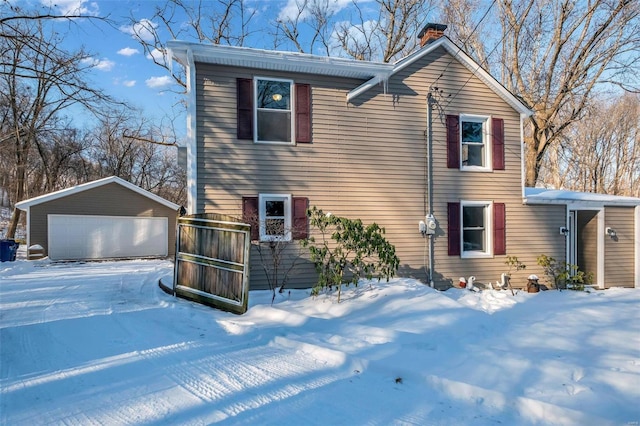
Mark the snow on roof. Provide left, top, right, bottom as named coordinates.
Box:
left=15, top=176, right=181, bottom=211
left=524, top=187, right=640, bottom=207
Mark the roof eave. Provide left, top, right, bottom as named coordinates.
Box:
left=347, top=37, right=533, bottom=116
left=523, top=188, right=640, bottom=207
left=167, top=40, right=393, bottom=80
left=15, top=176, right=180, bottom=211
left=524, top=197, right=640, bottom=207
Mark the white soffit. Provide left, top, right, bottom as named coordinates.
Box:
left=167, top=41, right=393, bottom=80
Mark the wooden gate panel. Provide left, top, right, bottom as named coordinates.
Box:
left=174, top=214, right=251, bottom=314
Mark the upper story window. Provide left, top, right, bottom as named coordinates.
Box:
left=237, top=78, right=312, bottom=144
left=255, top=78, right=293, bottom=144
left=461, top=116, right=488, bottom=169
left=447, top=115, right=504, bottom=171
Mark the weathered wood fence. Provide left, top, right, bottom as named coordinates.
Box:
left=174, top=213, right=251, bottom=314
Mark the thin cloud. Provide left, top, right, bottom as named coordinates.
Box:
left=95, top=59, right=115, bottom=71
left=330, top=19, right=378, bottom=58
left=120, top=19, right=158, bottom=43
left=40, top=0, right=99, bottom=16
left=80, top=57, right=115, bottom=71
left=146, top=48, right=166, bottom=62
left=118, top=47, right=140, bottom=57
left=278, top=0, right=353, bottom=22
left=146, top=76, right=173, bottom=89
left=123, top=80, right=136, bottom=87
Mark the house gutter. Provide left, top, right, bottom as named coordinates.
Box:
left=346, top=74, right=389, bottom=103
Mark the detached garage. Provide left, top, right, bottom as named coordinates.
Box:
left=16, top=176, right=181, bottom=261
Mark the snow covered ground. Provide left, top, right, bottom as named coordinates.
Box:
left=1, top=255, right=639, bottom=425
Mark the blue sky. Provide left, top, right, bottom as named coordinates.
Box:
left=41, top=0, right=190, bottom=136
left=32, top=0, right=376, bottom=141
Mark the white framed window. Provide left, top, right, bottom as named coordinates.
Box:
left=254, top=77, right=294, bottom=144
left=460, top=115, right=490, bottom=170
left=461, top=201, right=493, bottom=258
left=259, top=194, right=292, bottom=241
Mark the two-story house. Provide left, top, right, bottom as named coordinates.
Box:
left=168, top=24, right=640, bottom=291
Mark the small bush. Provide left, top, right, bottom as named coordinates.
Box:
left=302, top=206, right=400, bottom=302
left=536, top=254, right=593, bottom=290
left=504, top=256, right=526, bottom=295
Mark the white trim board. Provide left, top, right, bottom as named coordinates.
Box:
left=16, top=176, right=180, bottom=211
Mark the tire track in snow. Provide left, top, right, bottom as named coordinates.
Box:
left=133, top=335, right=352, bottom=422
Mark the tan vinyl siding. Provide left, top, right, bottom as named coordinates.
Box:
left=29, top=183, right=177, bottom=257
left=195, top=47, right=558, bottom=290
left=604, top=207, right=636, bottom=288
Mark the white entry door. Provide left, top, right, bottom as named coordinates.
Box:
left=48, top=214, right=168, bottom=260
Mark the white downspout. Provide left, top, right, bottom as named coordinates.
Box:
left=520, top=113, right=526, bottom=198
left=185, top=48, right=198, bottom=214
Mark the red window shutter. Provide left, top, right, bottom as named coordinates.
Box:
left=292, top=197, right=309, bottom=239
left=446, top=115, right=460, bottom=169
left=493, top=203, right=506, bottom=255
left=242, top=196, right=259, bottom=241
left=448, top=202, right=461, bottom=256
left=295, top=84, right=311, bottom=143
left=492, top=117, right=505, bottom=170
left=237, top=78, right=253, bottom=140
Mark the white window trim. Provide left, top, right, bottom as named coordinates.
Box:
left=459, top=114, right=492, bottom=172
left=254, top=76, right=295, bottom=145
left=259, top=193, right=292, bottom=242
left=461, top=200, right=493, bottom=259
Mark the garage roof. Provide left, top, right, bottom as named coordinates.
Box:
left=15, top=176, right=181, bottom=211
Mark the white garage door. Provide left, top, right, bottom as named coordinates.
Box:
left=48, top=214, right=168, bottom=260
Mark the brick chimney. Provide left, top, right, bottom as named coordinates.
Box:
left=418, top=23, right=448, bottom=47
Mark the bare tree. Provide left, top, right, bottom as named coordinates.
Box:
left=274, top=0, right=435, bottom=62
left=439, top=0, right=639, bottom=188
left=496, top=0, right=640, bottom=186
left=242, top=206, right=307, bottom=303
left=544, top=93, right=640, bottom=197
left=334, top=1, right=377, bottom=60
left=24, top=123, right=91, bottom=194
left=273, top=0, right=335, bottom=55
left=1, top=1, right=108, bottom=77
left=0, top=16, right=114, bottom=239
left=89, top=107, right=186, bottom=205
left=127, top=0, right=256, bottom=90
left=437, top=0, right=489, bottom=68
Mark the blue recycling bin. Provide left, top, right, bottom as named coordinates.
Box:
left=0, top=239, right=19, bottom=262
